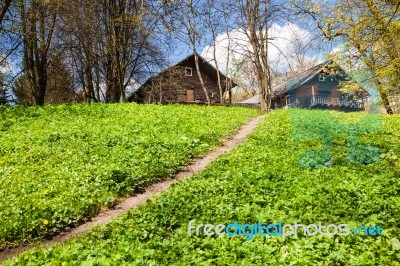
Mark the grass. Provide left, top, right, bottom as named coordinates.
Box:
left=0, top=103, right=259, bottom=249
left=4, top=109, right=400, bottom=265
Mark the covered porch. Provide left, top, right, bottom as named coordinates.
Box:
left=287, top=96, right=366, bottom=110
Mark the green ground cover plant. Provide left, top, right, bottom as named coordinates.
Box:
left=0, top=103, right=258, bottom=249
left=5, top=109, right=400, bottom=265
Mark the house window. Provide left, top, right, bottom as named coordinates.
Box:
left=185, top=67, right=192, bottom=76
left=318, top=74, right=326, bottom=81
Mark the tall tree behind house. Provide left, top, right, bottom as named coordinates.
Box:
left=234, top=0, right=277, bottom=112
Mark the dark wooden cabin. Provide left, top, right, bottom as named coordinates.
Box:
left=128, top=53, right=235, bottom=104
left=240, top=61, right=369, bottom=111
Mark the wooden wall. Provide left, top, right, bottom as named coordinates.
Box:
left=287, top=73, right=346, bottom=104
left=133, top=57, right=227, bottom=104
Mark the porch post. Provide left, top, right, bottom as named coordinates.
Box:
left=312, top=86, right=315, bottom=103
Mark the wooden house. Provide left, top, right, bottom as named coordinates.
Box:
left=239, top=61, right=369, bottom=111
left=128, top=53, right=235, bottom=104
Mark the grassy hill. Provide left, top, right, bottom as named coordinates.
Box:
left=0, top=103, right=259, bottom=249
left=4, top=108, right=400, bottom=265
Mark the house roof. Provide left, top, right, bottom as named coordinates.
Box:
left=272, top=61, right=331, bottom=95
left=239, top=94, right=260, bottom=104
left=128, top=53, right=237, bottom=100
left=177, top=52, right=237, bottom=87
left=237, top=61, right=338, bottom=104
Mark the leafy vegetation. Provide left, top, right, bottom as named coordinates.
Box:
left=6, top=109, right=400, bottom=265
left=0, top=103, right=258, bottom=249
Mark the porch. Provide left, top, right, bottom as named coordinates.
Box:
left=288, top=96, right=366, bottom=110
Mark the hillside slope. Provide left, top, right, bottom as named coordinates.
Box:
left=6, top=109, right=400, bottom=265
left=0, top=103, right=258, bottom=249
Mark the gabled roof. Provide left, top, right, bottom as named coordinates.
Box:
left=239, top=94, right=260, bottom=104
left=272, top=61, right=331, bottom=95
left=175, top=52, right=236, bottom=86
left=237, top=61, right=337, bottom=104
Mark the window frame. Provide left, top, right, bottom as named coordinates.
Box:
left=185, top=67, right=193, bottom=76
left=318, top=73, right=326, bottom=81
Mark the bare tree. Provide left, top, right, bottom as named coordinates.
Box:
left=61, top=0, right=102, bottom=103
left=100, top=0, right=164, bottom=103
left=222, top=3, right=235, bottom=104
left=20, top=0, right=59, bottom=105
left=236, top=0, right=274, bottom=112
left=203, top=0, right=226, bottom=103
left=58, top=0, right=164, bottom=104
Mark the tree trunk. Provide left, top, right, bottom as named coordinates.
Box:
left=213, top=47, right=223, bottom=103
left=20, top=0, right=57, bottom=106
left=243, top=0, right=272, bottom=112
left=193, top=52, right=211, bottom=105
left=364, top=56, right=394, bottom=114
left=85, top=65, right=94, bottom=103
left=0, top=0, right=12, bottom=25
left=376, top=79, right=393, bottom=114
left=225, top=27, right=232, bottom=105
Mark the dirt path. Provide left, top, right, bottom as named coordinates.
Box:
left=0, top=114, right=264, bottom=263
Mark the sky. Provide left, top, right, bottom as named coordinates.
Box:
left=199, top=22, right=320, bottom=75
left=164, top=20, right=334, bottom=79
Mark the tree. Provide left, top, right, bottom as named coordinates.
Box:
left=12, top=74, right=33, bottom=105
left=58, top=0, right=165, bottom=104
left=203, top=0, right=226, bottom=103
left=20, top=0, right=59, bottom=105
left=234, top=56, right=258, bottom=97
left=224, top=12, right=234, bottom=104
left=290, top=0, right=400, bottom=114
left=236, top=0, right=275, bottom=112
left=99, top=0, right=164, bottom=103
left=0, top=1, right=22, bottom=68
left=1, top=0, right=170, bottom=106
left=45, top=55, right=77, bottom=104
left=61, top=0, right=103, bottom=103
left=13, top=56, right=77, bottom=105
left=98, top=0, right=166, bottom=103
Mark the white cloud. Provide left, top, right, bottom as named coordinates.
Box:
left=201, top=22, right=317, bottom=75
